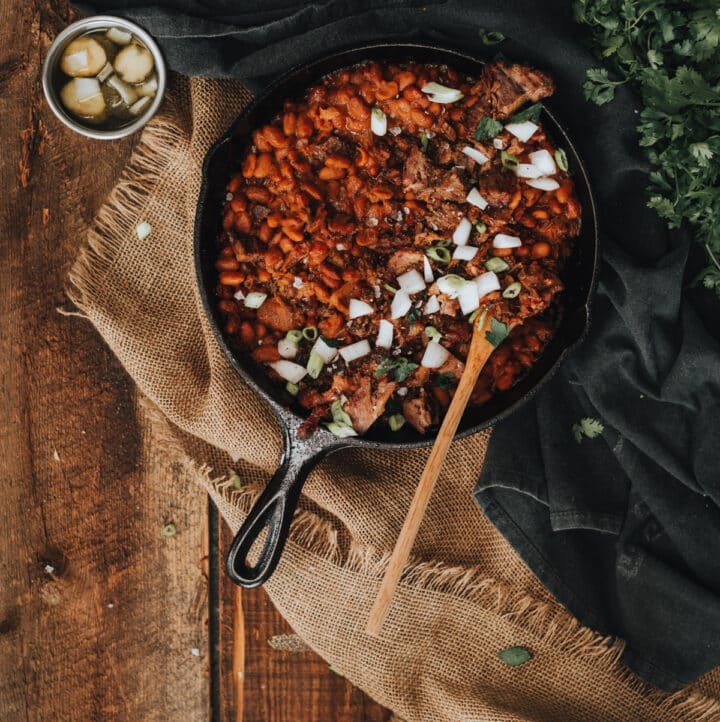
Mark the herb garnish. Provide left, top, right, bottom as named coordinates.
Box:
left=436, top=372, right=455, bottom=390
left=474, top=116, right=504, bottom=141
left=420, top=132, right=429, bottom=152
left=485, top=318, right=511, bottom=347
left=497, top=646, right=533, bottom=667
left=408, top=307, right=421, bottom=326
left=320, top=335, right=341, bottom=348
left=572, top=416, right=605, bottom=444
left=508, top=102, right=543, bottom=125
left=479, top=28, right=507, bottom=46
left=501, top=150, right=519, bottom=171
left=575, top=0, right=720, bottom=298
left=375, top=357, right=419, bottom=383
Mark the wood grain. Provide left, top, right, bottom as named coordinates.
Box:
left=219, top=525, right=393, bottom=722
left=366, top=313, right=496, bottom=635
left=0, top=2, right=211, bottom=720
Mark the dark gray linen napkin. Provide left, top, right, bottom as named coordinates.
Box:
left=76, top=0, right=720, bottom=691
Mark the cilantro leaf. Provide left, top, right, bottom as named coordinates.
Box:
left=497, top=646, right=532, bottom=667
left=436, top=372, right=455, bottom=390
left=474, top=116, right=504, bottom=141
left=485, top=318, right=511, bottom=347
left=572, top=417, right=605, bottom=444
left=508, top=102, right=543, bottom=124
left=375, top=357, right=419, bottom=383
left=574, top=0, right=720, bottom=301
left=479, top=28, right=506, bottom=46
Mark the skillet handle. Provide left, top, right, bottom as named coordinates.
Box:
left=225, top=425, right=347, bottom=588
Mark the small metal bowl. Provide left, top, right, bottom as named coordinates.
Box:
left=42, top=15, right=167, bottom=140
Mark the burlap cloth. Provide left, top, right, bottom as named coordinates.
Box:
left=68, top=76, right=720, bottom=721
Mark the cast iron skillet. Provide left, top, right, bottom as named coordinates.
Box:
left=194, top=42, right=599, bottom=588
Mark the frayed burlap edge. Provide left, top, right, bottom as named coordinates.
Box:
left=135, top=396, right=720, bottom=722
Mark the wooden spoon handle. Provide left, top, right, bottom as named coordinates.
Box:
left=365, top=312, right=496, bottom=635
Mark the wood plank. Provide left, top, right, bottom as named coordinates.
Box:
left=218, top=525, right=393, bottom=722
left=0, top=2, right=209, bottom=719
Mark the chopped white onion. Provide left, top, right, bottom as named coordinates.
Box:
left=466, top=187, right=488, bottom=210
left=526, top=177, right=561, bottom=191
left=420, top=81, right=464, bottom=104
left=424, top=294, right=440, bottom=314
left=371, top=107, right=387, bottom=136
left=244, top=291, right=267, bottom=309
left=453, top=245, right=479, bottom=261
left=293, top=276, right=304, bottom=289
left=391, top=289, right=412, bottom=319
left=397, top=269, right=426, bottom=295
left=372, top=284, right=381, bottom=299
left=493, top=233, right=522, bottom=249
left=476, top=271, right=501, bottom=298
left=529, top=149, right=557, bottom=175
left=422, top=255, right=434, bottom=283
left=421, top=341, right=450, bottom=368
left=437, top=274, right=467, bottom=298
left=135, top=221, right=152, bottom=240
left=457, top=280, right=480, bottom=315
left=278, top=338, right=298, bottom=359
left=516, top=163, right=543, bottom=179
left=462, top=145, right=490, bottom=165
left=389, top=125, right=402, bottom=136
left=505, top=120, right=539, bottom=143
left=397, top=386, right=408, bottom=397
left=376, top=319, right=394, bottom=349
left=312, top=337, right=339, bottom=363
left=232, top=289, right=245, bottom=301
left=349, top=298, right=374, bottom=319
left=269, top=360, right=306, bottom=383
left=339, top=340, right=371, bottom=364
left=493, top=138, right=505, bottom=149
left=452, top=217, right=472, bottom=246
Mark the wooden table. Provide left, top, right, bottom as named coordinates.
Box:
left=0, top=2, right=392, bottom=719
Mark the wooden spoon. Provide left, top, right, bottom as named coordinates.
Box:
left=365, top=311, right=502, bottom=635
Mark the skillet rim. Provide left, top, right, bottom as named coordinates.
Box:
left=193, top=40, right=600, bottom=451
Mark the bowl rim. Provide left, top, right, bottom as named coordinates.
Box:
left=41, top=14, right=167, bottom=140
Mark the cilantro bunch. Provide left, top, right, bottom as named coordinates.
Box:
left=574, top=1, right=720, bottom=296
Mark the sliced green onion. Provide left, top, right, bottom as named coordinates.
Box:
left=501, top=151, right=519, bottom=171
left=384, top=283, right=398, bottom=295
left=420, top=132, right=429, bottom=152
left=302, top=326, right=318, bottom=341
left=324, top=421, right=358, bottom=438
left=389, top=414, right=406, bottom=431
left=437, top=238, right=452, bottom=248
left=436, top=274, right=467, bottom=298
left=286, top=381, right=300, bottom=396
left=472, top=220, right=487, bottom=234
left=426, top=246, right=452, bottom=263
left=484, top=257, right=509, bottom=273
left=330, top=398, right=353, bottom=426
left=502, top=282, right=522, bottom=299
left=468, top=308, right=488, bottom=327
left=554, top=148, right=569, bottom=172
left=306, top=350, right=324, bottom=379
left=424, top=325, right=442, bottom=343
left=286, top=329, right=303, bottom=344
